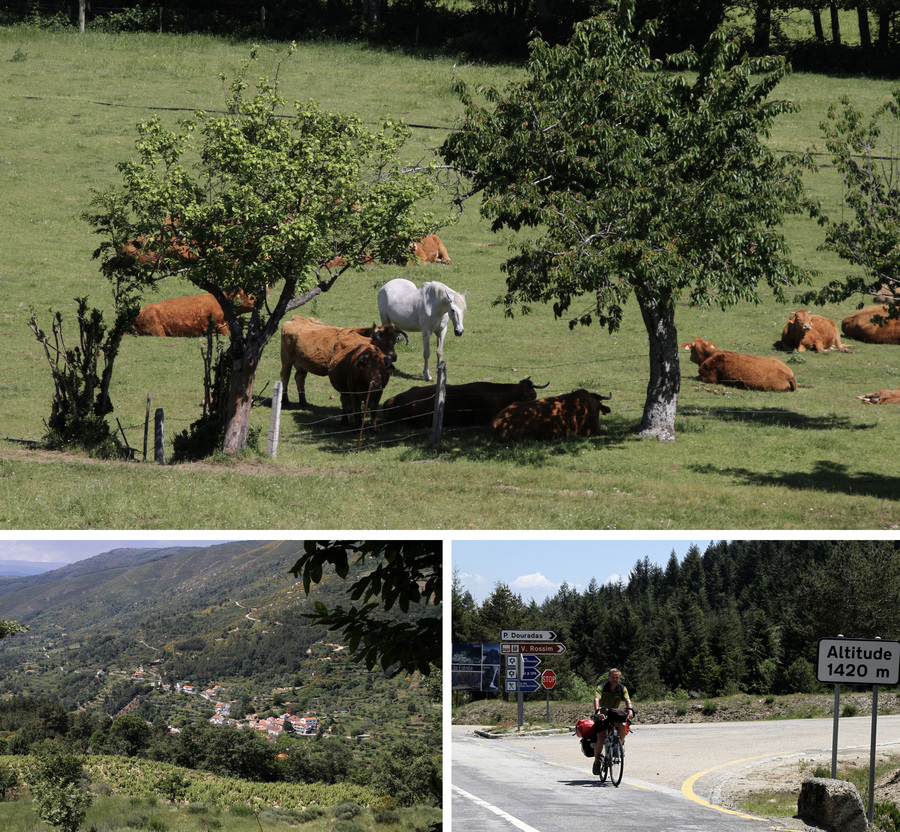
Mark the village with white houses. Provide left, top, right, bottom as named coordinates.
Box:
left=125, top=666, right=320, bottom=740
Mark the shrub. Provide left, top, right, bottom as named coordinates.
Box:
left=842, top=704, right=859, bottom=718
left=333, top=822, right=366, bottom=832
left=295, top=806, right=326, bottom=822
left=875, top=801, right=900, bottom=832
left=332, top=801, right=362, bottom=820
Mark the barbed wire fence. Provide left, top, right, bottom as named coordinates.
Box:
left=113, top=336, right=900, bottom=461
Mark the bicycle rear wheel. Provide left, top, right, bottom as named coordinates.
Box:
left=609, top=738, right=624, bottom=787
left=598, top=752, right=609, bottom=783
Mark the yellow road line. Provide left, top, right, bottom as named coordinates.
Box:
left=681, top=754, right=771, bottom=820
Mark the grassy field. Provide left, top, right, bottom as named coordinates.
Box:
left=1, top=26, right=899, bottom=530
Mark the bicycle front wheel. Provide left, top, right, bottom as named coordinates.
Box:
left=609, top=738, right=624, bottom=787
left=598, top=753, right=609, bottom=783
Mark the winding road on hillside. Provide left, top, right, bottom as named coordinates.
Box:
left=452, top=716, right=900, bottom=832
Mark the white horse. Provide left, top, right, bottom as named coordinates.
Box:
left=377, top=278, right=468, bottom=381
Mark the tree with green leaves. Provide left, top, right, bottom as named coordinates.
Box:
left=290, top=540, right=441, bottom=676
left=804, top=91, right=900, bottom=315
left=29, top=744, right=92, bottom=832
left=88, top=45, right=438, bottom=454
left=441, top=2, right=814, bottom=440
left=0, top=620, right=25, bottom=640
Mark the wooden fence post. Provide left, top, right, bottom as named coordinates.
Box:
left=154, top=408, right=165, bottom=463
left=143, top=394, right=151, bottom=461
left=268, top=381, right=282, bottom=457
left=431, top=361, right=447, bottom=446
left=78, top=0, right=85, bottom=32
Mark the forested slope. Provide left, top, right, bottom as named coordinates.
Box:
left=453, top=540, right=900, bottom=700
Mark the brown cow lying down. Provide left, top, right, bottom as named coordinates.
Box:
left=492, top=389, right=612, bottom=441
left=857, top=389, right=900, bottom=404
left=682, top=337, right=797, bottom=391
left=409, top=234, right=452, bottom=265
left=382, top=378, right=548, bottom=428
left=779, top=310, right=847, bottom=353
left=280, top=316, right=401, bottom=428
left=841, top=305, right=900, bottom=344
left=130, top=292, right=254, bottom=337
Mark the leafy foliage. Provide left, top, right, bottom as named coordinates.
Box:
left=291, top=541, right=441, bottom=675
left=26, top=295, right=140, bottom=458
left=89, top=44, right=438, bottom=454
left=442, top=2, right=815, bottom=440
left=29, top=744, right=92, bottom=832
left=803, top=91, right=900, bottom=319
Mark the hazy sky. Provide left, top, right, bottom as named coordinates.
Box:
left=451, top=538, right=718, bottom=605
left=0, top=536, right=252, bottom=565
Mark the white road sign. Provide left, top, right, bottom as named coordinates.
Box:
left=817, top=637, right=900, bottom=685
left=501, top=629, right=557, bottom=642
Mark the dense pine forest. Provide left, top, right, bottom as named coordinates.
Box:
left=452, top=540, right=900, bottom=702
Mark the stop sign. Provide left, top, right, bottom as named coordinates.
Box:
left=541, top=669, right=557, bottom=689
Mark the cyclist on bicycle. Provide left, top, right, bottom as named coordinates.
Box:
left=591, top=668, right=633, bottom=775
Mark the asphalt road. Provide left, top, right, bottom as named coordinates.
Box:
left=451, top=715, right=900, bottom=832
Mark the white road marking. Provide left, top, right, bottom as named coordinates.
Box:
left=452, top=784, right=543, bottom=832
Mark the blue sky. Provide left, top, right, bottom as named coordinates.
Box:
left=0, top=536, right=252, bottom=565
left=451, top=538, right=720, bottom=605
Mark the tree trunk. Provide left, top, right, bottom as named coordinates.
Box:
left=830, top=3, right=841, bottom=46
left=877, top=8, right=890, bottom=48
left=857, top=5, right=871, bottom=49
left=636, top=291, right=679, bottom=442
left=753, top=0, right=771, bottom=52
left=221, top=338, right=263, bottom=455
left=812, top=8, right=825, bottom=42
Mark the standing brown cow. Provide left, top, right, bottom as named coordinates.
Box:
left=491, top=389, right=612, bottom=441
left=779, top=310, right=846, bottom=353
left=841, top=305, right=900, bottom=344
left=279, top=317, right=402, bottom=428
left=682, top=337, right=797, bottom=391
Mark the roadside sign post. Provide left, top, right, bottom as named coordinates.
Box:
left=542, top=669, right=557, bottom=722
left=501, top=630, right=565, bottom=731
left=816, top=635, right=900, bottom=824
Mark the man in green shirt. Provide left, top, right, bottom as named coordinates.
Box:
left=591, top=668, right=633, bottom=775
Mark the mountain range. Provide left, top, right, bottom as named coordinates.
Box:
left=0, top=540, right=386, bottom=710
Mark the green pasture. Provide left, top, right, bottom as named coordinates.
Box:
left=1, top=26, right=899, bottom=530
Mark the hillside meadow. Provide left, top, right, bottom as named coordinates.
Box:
left=1, top=27, right=899, bottom=530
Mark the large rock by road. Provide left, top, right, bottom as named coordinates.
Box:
left=797, top=777, right=867, bottom=832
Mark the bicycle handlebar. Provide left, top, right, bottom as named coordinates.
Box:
left=594, top=706, right=636, bottom=719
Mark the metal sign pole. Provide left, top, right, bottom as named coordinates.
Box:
left=517, top=655, right=524, bottom=731
left=831, top=682, right=841, bottom=779
left=869, top=684, right=879, bottom=825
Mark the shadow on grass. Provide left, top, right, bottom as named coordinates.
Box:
left=690, top=459, right=900, bottom=500
left=680, top=406, right=879, bottom=431
left=278, top=401, right=631, bottom=461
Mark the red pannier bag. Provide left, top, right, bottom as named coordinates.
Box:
left=575, top=718, right=597, bottom=739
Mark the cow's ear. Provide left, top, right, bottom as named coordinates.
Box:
left=788, top=316, right=795, bottom=323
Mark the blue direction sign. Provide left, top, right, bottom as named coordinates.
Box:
left=505, top=667, right=539, bottom=680
left=505, top=655, right=542, bottom=668
left=505, top=679, right=541, bottom=693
